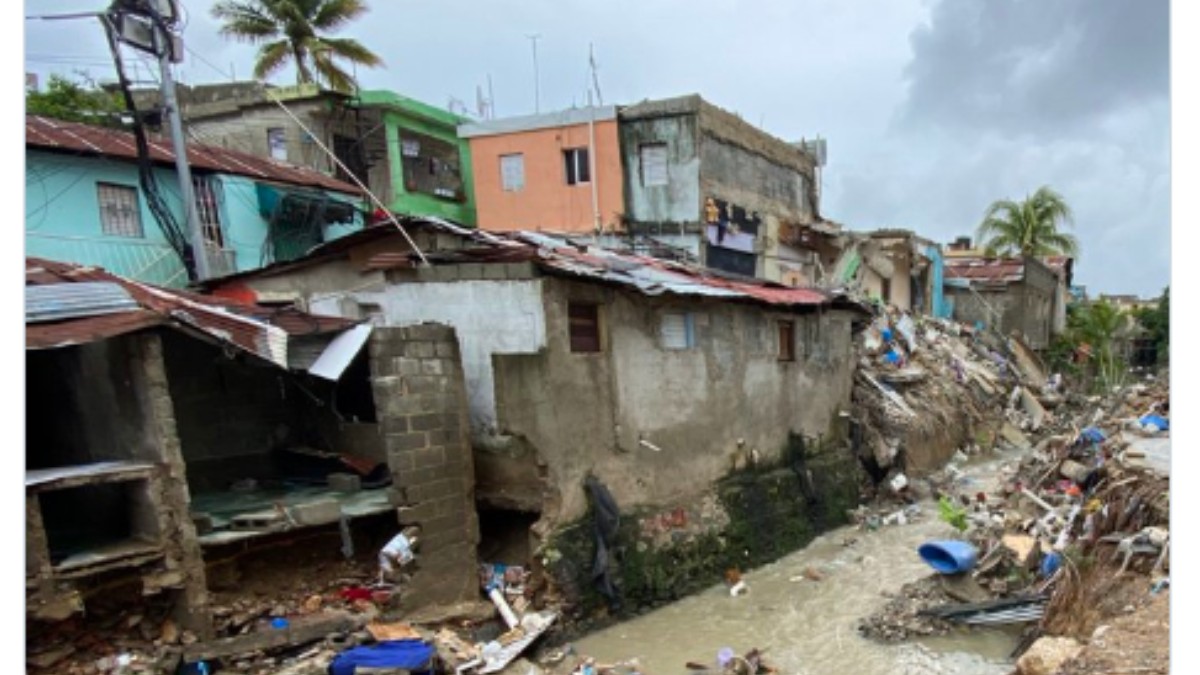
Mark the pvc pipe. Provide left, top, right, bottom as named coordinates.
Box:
left=488, top=587, right=519, bottom=630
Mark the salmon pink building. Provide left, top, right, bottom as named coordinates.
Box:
left=458, top=106, right=623, bottom=234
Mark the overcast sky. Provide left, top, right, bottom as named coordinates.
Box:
left=24, top=0, right=1171, bottom=297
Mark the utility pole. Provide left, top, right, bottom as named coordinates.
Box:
left=154, top=19, right=211, bottom=279
left=526, top=33, right=541, bottom=113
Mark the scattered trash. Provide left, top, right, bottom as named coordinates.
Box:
left=1139, top=414, right=1169, bottom=433
left=329, top=639, right=436, bottom=675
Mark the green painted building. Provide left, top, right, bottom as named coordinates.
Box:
left=351, top=90, right=476, bottom=225
left=181, top=83, right=477, bottom=227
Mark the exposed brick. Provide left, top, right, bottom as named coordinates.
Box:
left=420, top=360, right=444, bottom=376
left=396, top=502, right=436, bottom=525
left=391, top=357, right=422, bottom=376
left=386, top=449, right=414, bottom=473
left=405, top=375, right=443, bottom=395
left=434, top=342, right=459, bottom=358
left=482, top=263, right=507, bottom=280
left=457, top=263, right=484, bottom=279
left=503, top=262, right=535, bottom=279
left=395, top=466, right=437, bottom=489
left=408, top=324, right=454, bottom=341
left=382, top=417, right=409, bottom=435
left=385, top=432, right=429, bottom=453
left=412, top=446, right=446, bottom=469
left=408, top=413, right=444, bottom=432
left=404, top=342, right=436, bottom=359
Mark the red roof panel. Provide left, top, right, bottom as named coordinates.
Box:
left=26, top=115, right=362, bottom=195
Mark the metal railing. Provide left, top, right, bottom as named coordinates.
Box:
left=26, top=233, right=190, bottom=288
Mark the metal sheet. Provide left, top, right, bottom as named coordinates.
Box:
left=26, top=282, right=138, bottom=323
left=308, top=324, right=373, bottom=380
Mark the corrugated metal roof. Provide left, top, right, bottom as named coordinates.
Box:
left=944, top=255, right=1073, bottom=285
left=26, top=257, right=358, bottom=369
left=26, top=282, right=138, bottom=323
left=207, top=217, right=849, bottom=311
left=26, top=115, right=362, bottom=195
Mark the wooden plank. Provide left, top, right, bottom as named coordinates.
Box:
left=26, top=461, right=156, bottom=492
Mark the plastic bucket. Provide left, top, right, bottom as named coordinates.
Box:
left=918, top=540, right=978, bottom=574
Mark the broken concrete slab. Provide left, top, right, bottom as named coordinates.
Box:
left=1008, top=336, right=1049, bottom=390
left=1001, top=534, right=1038, bottom=566
left=181, top=611, right=363, bottom=662
left=289, top=499, right=342, bottom=526
left=1000, top=423, right=1032, bottom=450
left=939, top=574, right=991, bottom=604
left=1019, top=387, right=1047, bottom=431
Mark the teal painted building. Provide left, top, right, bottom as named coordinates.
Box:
left=25, top=115, right=364, bottom=288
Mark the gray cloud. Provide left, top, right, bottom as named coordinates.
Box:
left=24, top=0, right=1170, bottom=296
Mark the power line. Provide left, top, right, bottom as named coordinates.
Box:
left=181, top=43, right=430, bottom=266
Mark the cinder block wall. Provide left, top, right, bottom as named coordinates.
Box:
left=369, top=324, right=480, bottom=608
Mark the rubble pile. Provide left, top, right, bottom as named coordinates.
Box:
left=851, top=307, right=1064, bottom=496
left=857, top=365, right=1169, bottom=666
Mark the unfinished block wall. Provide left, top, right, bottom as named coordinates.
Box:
left=369, top=324, right=480, bottom=608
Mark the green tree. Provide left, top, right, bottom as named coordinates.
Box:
left=26, top=73, right=126, bottom=126
left=1134, top=287, right=1169, bottom=365
left=211, top=0, right=383, bottom=93
left=976, top=186, right=1080, bottom=259
left=1070, top=299, right=1135, bottom=391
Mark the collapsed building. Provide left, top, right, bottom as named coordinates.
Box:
left=205, top=216, right=872, bottom=613
left=24, top=258, right=480, bottom=636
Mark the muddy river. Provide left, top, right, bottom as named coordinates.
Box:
left=569, top=455, right=1024, bottom=675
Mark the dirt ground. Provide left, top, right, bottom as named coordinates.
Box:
left=1058, top=589, right=1169, bottom=674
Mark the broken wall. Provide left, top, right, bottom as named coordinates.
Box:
left=369, top=324, right=481, bottom=608
left=491, top=276, right=857, bottom=527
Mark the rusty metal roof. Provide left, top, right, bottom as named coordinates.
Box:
left=205, top=216, right=852, bottom=312
left=513, top=232, right=835, bottom=308
left=944, top=255, right=1073, bottom=285
left=26, top=115, right=362, bottom=195
left=26, top=257, right=357, bottom=367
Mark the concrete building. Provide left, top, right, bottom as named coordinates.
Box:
left=617, top=95, right=828, bottom=283
left=205, top=219, right=867, bottom=575
left=830, top=229, right=944, bottom=314
left=25, top=115, right=364, bottom=287
left=942, top=252, right=1074, bottom=350
left=174, top=83, right=477, bottom=226
left=26, top=258, right=479, bottom=631
left=458, top=106, right=623, bottom=234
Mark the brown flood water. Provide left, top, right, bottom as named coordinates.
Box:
left=570, top=455, right=1025, bottom=675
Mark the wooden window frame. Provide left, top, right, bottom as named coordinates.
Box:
left=568, top=302, right=602, bottom=353
left=777, top=319, right=796, bottom=362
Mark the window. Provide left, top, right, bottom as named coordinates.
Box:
left=568, top=302, right=601, bottom=353
left=500, top=153, right=525, bottom=192
left=96, top=183, right=143, bottom=237
left=777, top=320, right=795, bottom=362
left=267, top=127, right=288, bottom=161
left=398, top=130, right=464, bottom=201
left=639, top=143, right=668, bottom=186
left=192, top=176, right=225, bottom=248
left=660, top=312, right=696, bottom=350
left=563, top=147, right=590, bottom=185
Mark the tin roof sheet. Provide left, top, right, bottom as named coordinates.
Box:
left=26, top=115, right=362, bottom=195
left=26, top=258, right=357, bottom=367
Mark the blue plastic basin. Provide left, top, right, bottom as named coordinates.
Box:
left=918, top=540, right=978, bottom=574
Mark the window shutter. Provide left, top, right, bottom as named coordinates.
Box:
left=640, top=144, right=668, bottom=186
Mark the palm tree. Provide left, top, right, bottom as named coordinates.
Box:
left=1069, top=299, right=1135, bottom=391
left=975, top=186, right=1080, bottom=259
left=211, top=0, right=383, bottom=93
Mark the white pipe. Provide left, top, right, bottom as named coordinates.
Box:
left=488, top=586, right=519, bottom=629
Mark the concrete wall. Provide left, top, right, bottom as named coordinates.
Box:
left=308, top=276, right=547, bottom=438
left=370, top=325, right=480, bottom=607
left=25, top=150, right=362, bottom=286
left=946, top=259, right=1058, bottom=350
left=491, top=276, right=856, bottom=524
left=619, top=113, right=702, bottom=228
left=467, top=118, right=623, bottom=233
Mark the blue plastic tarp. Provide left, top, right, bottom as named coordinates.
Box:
left=328, top=640, right=435, bottom=675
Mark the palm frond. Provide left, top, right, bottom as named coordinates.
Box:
left=311, top=0, right=370, bottom=31
left=252, top=39, right=293, bottom=80
left=212, top=1, right=280, bottom=41
left=319, top=37, right=384, bottom=67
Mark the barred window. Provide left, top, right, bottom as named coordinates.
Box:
left=97, top=183, right=143, bottom=238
